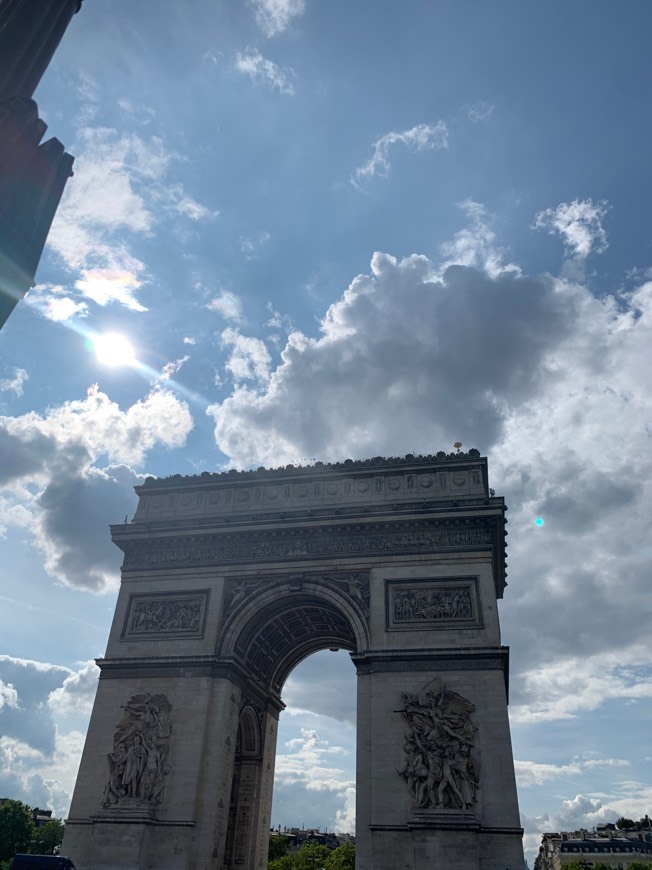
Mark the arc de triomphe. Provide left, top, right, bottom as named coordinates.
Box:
left=63, top=451, right=524, bottom=869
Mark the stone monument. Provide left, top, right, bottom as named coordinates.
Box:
left=63, top=450, right=524, bottom=869
left=0, top=0, right=82, bottom=328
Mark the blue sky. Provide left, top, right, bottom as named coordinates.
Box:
left=1, top=0, right=652, bottom=863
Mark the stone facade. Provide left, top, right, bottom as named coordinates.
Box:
left=535, top=831, right=652, bottom=869
left=63, top=451, right=524, bottom=869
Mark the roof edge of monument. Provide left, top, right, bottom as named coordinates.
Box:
left=140, top=449, right=484, bottom=488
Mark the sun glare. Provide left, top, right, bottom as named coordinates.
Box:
left=93, top=333, right=136, bottom=367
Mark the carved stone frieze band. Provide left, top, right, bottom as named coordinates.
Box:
left=120, top=522, right=494, bottom=571
left=133, top=456, right=487, bottom=524
left=386, top=578, right=481, bottom=631
left=122, top=591, right=209, bottom=639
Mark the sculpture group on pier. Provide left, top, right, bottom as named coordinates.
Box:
left=103, top=692, right=172, bottom=808
left=398, top=679, right=479, bottom=810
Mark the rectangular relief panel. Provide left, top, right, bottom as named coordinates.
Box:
left=121, top=589, right=210, bottom=639
left=385, top=577, right=482, bottom=631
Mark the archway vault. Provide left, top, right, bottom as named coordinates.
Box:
left=218, top=578, right=369, bottom=695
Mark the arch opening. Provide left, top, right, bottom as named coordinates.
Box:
left=271, top=649, right=358, bottom=840
left=223, top=593, right=361, bottom=864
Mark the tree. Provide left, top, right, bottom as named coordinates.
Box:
left=616, top=815, right=637, bottom=829
left=30, top=818, right=65, bottom=855
left=269, top=835, right=291, bottom=861
left=269, top=857, right=295, bottom=870
left=0, top=800, right=35, bottom=862
left=293, top=841, right=331, bottom=870
left=325, top=841, right=355, bottom=869
left=563, top=863, right=652, bottom=870
left=563, top=862, right=616, bottom=870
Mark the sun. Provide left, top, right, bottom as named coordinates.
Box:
left=93, top=333, right=136, bottom=367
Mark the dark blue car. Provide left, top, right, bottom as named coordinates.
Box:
left=10, top=857, right=76, bottom=870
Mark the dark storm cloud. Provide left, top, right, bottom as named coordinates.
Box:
left=209, top=255, right=573, bottom=466
left=0, top=426, right=59, bottom=484
left=0, top=657, right=70, bottom=756
left=37, top=463, right=140, bottom=591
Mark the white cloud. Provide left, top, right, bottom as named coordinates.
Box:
left=0, top=368, right=28, bottom=397
left=534, top=198, right=610, bottom=259
left=250, top=0, right=306, bottom=38
left=515, top=757, right=630, bottom=788
left=158, top=356, right=191, bottom=383
left=0, top=680, right=19, bottom=711
left=275, top=728, right=354, bottom=812
left=206, top=290, right=244, bottom=323
left=465, top=100, right=495, bottom=122
left=164, top=184, right=219, bottom=221
left=74, top=267, right=146, bottom=312
left=221, top=328, right=272, bottom=385
left=48, top=661, right=99, bottom=717
left=235, top=50, right=296, bottom=95
left=27, top=290, right=89, bottom=322
left=439, top=199, right=519, bottom=277
left=350, top=121, right=448, bottom=189
left=0, top=386, right=193, bottom=590
left=511, top=654, right=652, bottom=724
left=240, top=231, right=271, bottom=259
left=43, top=126, right=215, bottom=316
left=116, top=97, right=156, bottom=122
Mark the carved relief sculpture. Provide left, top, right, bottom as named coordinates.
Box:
left=394, top=587, right=472, bottom=622
left=323, top=572, right=370, bottom=617
left=103, top=692, right=172, bottom=808
left=123, top=593, right=209, bottom=638
left=223, top=571, right=370, bottom=620
left=123, top=526, right=492, bottom=570
left=397, top=678, right=479, bottom=811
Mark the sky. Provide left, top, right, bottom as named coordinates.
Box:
left=0, top=0, right=651, bottom=864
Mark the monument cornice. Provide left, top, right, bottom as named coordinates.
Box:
left=122, top=495, right=504, bottom=534
left=113, top=515, right=507, bottom=596
left=137, top=449, right=485, bottom=489
left=352, top=646, right=511, bottom=696
left=351, top=647, right=509, bottom=673
left=96, top=654, right=285, bottom=712
left=130, top=453, right=496, bottom=526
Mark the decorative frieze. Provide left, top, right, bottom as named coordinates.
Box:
left=386, top=578, right=481, bottom=631
left=133, top=458, right=487, bottom=523
left=121, top=524, right=493, bottom=571
left=122, top=591, right=209, bottom=639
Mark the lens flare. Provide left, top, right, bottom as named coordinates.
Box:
left=534, top=517, right=544, bottom=527
left=92, top=333, right=136, bottom=367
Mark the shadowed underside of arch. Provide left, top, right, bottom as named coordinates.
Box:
left=233, top=593, right=358, bottom=694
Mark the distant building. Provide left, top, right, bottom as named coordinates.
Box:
left=31, top=807, right=53, bottom=827
left=535, top=829, right=652, bottom=869
left=270, top=826, right=344, bottom=850
left=0, top=799, right=53, bottom=828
